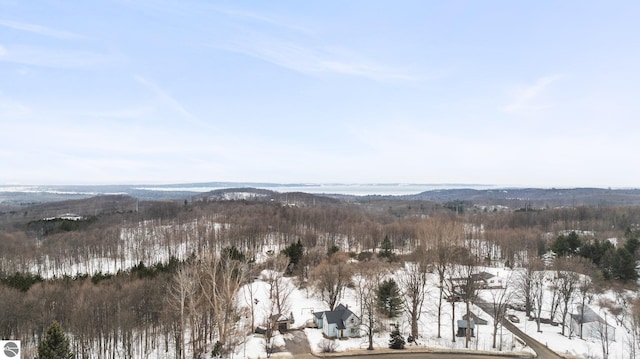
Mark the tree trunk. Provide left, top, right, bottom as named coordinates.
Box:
left=492, top=321, right=498, bottom=349
left=451, top=302, right=456, bottom=342
left=465, top=300, right=471, bottom=348
left=437, top=283, right=443, bottom=338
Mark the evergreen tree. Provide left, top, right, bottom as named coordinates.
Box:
left=551, top=235, right=569, bottom=256
left=551, top=231, right=582, bottom=257
left=377, top=278, right=402, bottom=318
left=379, top=235, right=394, bottom=260
left=566, top=231, right=581, bottom=253
left=388, top=327, right=405, bottom=349
left=614, top=248, right=638, bottom=281
left=35, top=321, right=74, bottom=359
left=602, top=247, right=638, bottom=281
left=625, top=235, right=640, bottom=257
left=578, top=239, right=613, bottom=266
left=281, top=239, right=304, bottom=265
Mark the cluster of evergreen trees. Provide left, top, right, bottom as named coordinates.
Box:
left=550, top=230, right=640, bottom=280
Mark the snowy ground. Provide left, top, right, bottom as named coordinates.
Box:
left=233, top=264, right=637, bottom=359
left=234, top=267, right=528, bottom=359
left=504, top=295, right=632, bottom=359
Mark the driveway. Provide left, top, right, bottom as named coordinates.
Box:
left=284, top=329, right=313, bottom=358
left=475, top=300, right=563, bottom=359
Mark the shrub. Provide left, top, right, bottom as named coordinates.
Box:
left=388, top=327, right=405, bottom=349
left=318, top=339, right=338, bottom=353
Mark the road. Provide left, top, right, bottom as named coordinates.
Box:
left=287, top=298, right=559, bottom=359
left=475, top=301, right=563, bottom=359
left=326, top=353, right=526, bottom=359
left=284, top=336, right=531, bottom=359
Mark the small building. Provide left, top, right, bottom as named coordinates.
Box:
left=463, top=312, right=488, bottom=326
left=456, top=319, right=475, bottom=337
left=313, top=311, right=325, bottom=329
left=486, top=273, right=507, bottom=289
left=571, top=306, right=615, bottom=342
left=472, top=271, right=495, bottom=283
left=313, top=304, right=360, bottom=339
left=270, top=313, right=293, bottom=333
left=472, top=271, right=508, bottom=289
left=452, top=271, right=497, bottom=291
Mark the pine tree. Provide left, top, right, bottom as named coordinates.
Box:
left=379, top=235, right=394, bottom=260
left=388, top=327, right=405, bottom=349
left=35, top=321, right=74, bottom=359
left=281, top=239, right=304, bottom=265
left=377, top=278, right=403, bottom=318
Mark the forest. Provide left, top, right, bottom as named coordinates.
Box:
left=1, top=190, right=640, bottom=358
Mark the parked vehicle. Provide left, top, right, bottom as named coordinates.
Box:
left=507, top=303, right=526, bottom=312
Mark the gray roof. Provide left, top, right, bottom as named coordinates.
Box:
left=463, top=312, right=488, bottom=325
left=270, top=313, right=290, bottom=323
left=316, top=303, right=358, bottom=330
left=473, top=272, right=495, bottom=280
left=457, top=319, right=476, bottom=329
left=571, top=306, right=608, bottom=325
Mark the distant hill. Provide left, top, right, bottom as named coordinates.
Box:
left=3, top=183, right=640, bottom=211
left=399, top=188, right=640, bottom=208
left=0, top=195, right=138, bottom=225
left=192, top=188, right=341, bottom=206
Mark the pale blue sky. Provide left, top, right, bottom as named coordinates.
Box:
left=1, top=1, right=639, bottom=187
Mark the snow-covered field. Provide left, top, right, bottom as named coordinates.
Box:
left=233, top=264, right=637, bottom=359
left=235, top=266, right=529, bottom=359
left=502, top=288, right=635, bottom=359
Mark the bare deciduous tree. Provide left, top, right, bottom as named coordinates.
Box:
left=167, top=263, right=199, bottom=359
left=243, top=279, right=258, bottom=335
left=398, top=252, right=429, bottom=340
left=515, top=256, right=543, bottom=319
left=531, top=266, right=546, bottom=333
left=264, top=255, right=293, bottom=316
left=486, top=272, right=513, bottom=350
left=199, top=252, right=246, bottom=353
left=353, top=259, right=385, bottom=350
left=311, top=252, right=352, bottom=311
left=555, top=257, right=583, bottom=336
left=419, top=216, right=463, bottom=339
left=457, top=250, right=480, bottom=349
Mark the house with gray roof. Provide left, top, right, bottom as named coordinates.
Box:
left=313, top=304, right=360, bottom=339
left=571, top=305, right=615, bottom=342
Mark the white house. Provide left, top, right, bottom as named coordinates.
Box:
left=486, top=274, right=506, bottom=289
left=313, top=304, right=360, bottom=339
left=571, top=305, right=615, bottom=342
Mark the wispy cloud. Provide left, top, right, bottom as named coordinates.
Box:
left=320, top=60, right=412, bottom=81
left=0, top=19, right=85, bottom=40
left=226, top=34, right=412, bottom=82
left=0, top=44, right=123, bottom=68
left=503, top=75, right=561, bottom=113
left=133, top=75, right=206, bottom=127
left=216, top=7, right=311, bottom=34
left=75, top=106, right=156, bottom=120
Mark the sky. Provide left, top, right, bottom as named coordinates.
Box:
left=1, top=0, right=640, bottom=188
